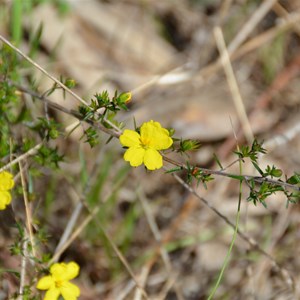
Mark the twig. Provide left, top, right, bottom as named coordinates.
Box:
left=0, top=35, right=121, bottom=134
left=0, top=143, right=43, bottom=173
left=162, top=155, right=300, bottom=192
left=2, top=79, right=121, bottom=138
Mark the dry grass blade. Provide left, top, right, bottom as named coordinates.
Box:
left=214, top=26, right=254, bottom=144
left=19, top=161, right=36, bottom=257
left=17, top=235, right=28, bottom=300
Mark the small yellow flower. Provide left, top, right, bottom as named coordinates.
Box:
left=0, top=171, right=14, bottom=211
left=36, top=262, right=80, bottom=300
left=120, top=120, right=173, bottom=170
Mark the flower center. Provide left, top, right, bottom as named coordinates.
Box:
left=140, top=137, right=151, bottom=149
left=55, top=280, right=63, bottom=288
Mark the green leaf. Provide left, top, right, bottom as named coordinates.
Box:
left=29, top=22, right=43, bottom=58
left=213, top=153, right=223, bottom=170
left=165, top=167, right=183, bottom=173
left=287, top=173, right=300, bottom=185
left=252, top=161, right=264, bottom=176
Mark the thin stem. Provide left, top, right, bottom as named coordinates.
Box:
left=0, top=143, right=43, bottom=173
left=8, top=79, right=300, bottom=193
left=207, top=145, right=243, bottom=299
left=162, top=155, right=300, bottom=192
left=0, top=34, right=88, bottom=107
left=207, top=211, right=241, bottom=299
left=1, top=79, right=121, bottom=138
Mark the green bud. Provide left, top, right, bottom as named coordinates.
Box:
left=65, top=79, right=76, bottom=89
left=119, top=92, right=132, bottom=104
left=287, top=173, right=300, bottom=184
left=168, top=128, right=176, bottom=137
left=49, top=129, right=59, bottom=139
left=271, top=169, right=282, bottom=178
left=180, top=139, right=201, bottom=152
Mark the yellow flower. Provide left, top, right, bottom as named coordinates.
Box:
left=0, top=171, right=14, bottom=190
left=36, top=262, right=80, bottom=300
left=0, top=171, right=14, bottom=211
left=120, top=120, right=173, bottom=170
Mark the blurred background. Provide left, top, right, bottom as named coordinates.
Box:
left=1, top=0, right=300, bottom=299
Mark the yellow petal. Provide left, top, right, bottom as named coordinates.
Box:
left=120, top=130, right=141, bottom=147
left=64, top=262, right=80, bottom=281
left=44, top=287, right=60, bottom=300
left=140, top=120, right=173, bottom=150
left=124, top=147, right=145, bottom=167
left=0, top=191, right=11, bottom=210
left=50, top=263, right=65, bottom=280
left=36, top=276, right=55, bottom=290
left=50, top=262, right=79, bottom=282
left=143, top=149, right=163, bottom=170
left=61, top=282, right=80, bottom=300
left=0, top=171, right=14, bottom=190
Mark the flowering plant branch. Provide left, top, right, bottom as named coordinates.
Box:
left=5, top=78, right=300, bottom=207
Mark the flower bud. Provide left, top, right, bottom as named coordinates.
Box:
left=119, top=92, right=132, bottom=104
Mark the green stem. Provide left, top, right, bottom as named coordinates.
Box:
left=207, top=210, right=240, bottom=299
left=11, top=0, right=23, bottom=45
left=207, top=150, right=243, bottom=299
